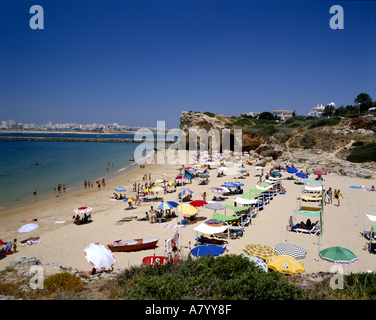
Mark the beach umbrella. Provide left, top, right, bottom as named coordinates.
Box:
left=199, top=174, right=210, bottom=178
left=205, top=202, right=225, bottom=211
left=123, top=197, right=136, bottom=203
left=84, top=243, right=115, bottom=271
left=115, top=187, right=126, bottom=192
left=271, top=172, right=282, bottom=177
left=233, top=181, right=244, bottom=187
left=217, top=167, right=228, bottom=172
left=73, top=206, right=93, bottom=214
left=157, top=202, right=175, bottom=210
left=17, top=223, right=39, bottom=233
left=316, top=169, right=327, bottom=176
left=166, top=201, right=179, bottom=207
left=243, top=244, right=277, bottom=261
left=190, top=245, right=225, bottom=257
left=238, top=169, right=247, bottom=173
left=267, top=255, right=305, bottom=275
left=151, top=186, right=164, bottom=193
left=189, top=200, right=208, bottom=207
left=296, top=172, right=309, bottom=179
left=286, top=168, right=298, bottom=174
left=221, top=183, right=235, bottom=188
left=242, top=254, right=268, bottom=272
left=155, top=179, right=164, bottom=183
left=319, top=246, right=358, bottom=265
left=274, top=242, right=307, bottom=260
left=142, top=188, right=153, bottom=193
left=177, top=204, right=197, bottom=215
left=175, top=175, right=188, bottom=180
left=212, top=187, right=226, bottom=194
left=179, top=188, right=194, bottom=196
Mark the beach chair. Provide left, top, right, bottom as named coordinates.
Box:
left=292, top=221, right=321, bottom=235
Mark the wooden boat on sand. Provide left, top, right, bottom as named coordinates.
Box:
left=107, top=238, right=159, bottom=252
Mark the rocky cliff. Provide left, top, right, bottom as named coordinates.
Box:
left=178, top=111, right=376, bottom=178
left=179, top=111, right=264, bottom=152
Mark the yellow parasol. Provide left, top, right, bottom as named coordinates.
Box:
left=267, top=255, right=305, bottom=275
left=177, top=204, right=197, bottom=216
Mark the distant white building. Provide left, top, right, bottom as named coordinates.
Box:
left=272, top=109, right=293, bottom=121
left=307, top=102, right=335, bottom=117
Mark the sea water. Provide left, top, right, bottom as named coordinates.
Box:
left=0, top=135, right=143, bottom=208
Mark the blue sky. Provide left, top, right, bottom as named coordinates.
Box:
left=0, top=0, right=375, bottom=128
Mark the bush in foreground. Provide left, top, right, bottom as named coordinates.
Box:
left=117, top=255, right=303, bottom=300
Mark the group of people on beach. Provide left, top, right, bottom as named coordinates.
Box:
left=72, top=213, right=92, bottom=225
left=325, top=187, right=343, bottom=206
left=137, top=205, right=177, bottom=223
left=83, top=178, right=106, bottom=190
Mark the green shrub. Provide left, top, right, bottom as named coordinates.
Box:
left=300, top=132, right=316, bottom=149
left=203, top=111, right=215, bottom=117
left=347, top=143, right=376, bottom=163
left=308, top=117, right=341, bottom=129
left=352, top=141, right=364, bottom=147
left=118, top=255, right=303, bottom=300
left=44, top=272, right=84, bottom=292
left=274, top=128, right=293, bottom=143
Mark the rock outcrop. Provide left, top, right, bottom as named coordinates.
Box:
left=179, top=111, right=264, bottom=152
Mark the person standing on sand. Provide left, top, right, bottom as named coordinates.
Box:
left=13, top=239, right=18, bottom=253
left=326, top=187, right=332, bottom=204
left=336, top=189, right=343, bottom=206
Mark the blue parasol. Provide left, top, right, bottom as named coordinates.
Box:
left=190, top=245, right=225, bottom=257
left=115, top=187, right=126, bottom=192
left=287, top=168, right=298, bottom=174
left=296, top=172, right=308, bottom=179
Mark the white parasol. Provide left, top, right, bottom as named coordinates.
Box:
left=84, top=243, right=115, bottom=271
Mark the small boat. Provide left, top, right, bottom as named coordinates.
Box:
left=107, top=238, right=159, bottom=252
left=142, top=255, right=182, bottom=266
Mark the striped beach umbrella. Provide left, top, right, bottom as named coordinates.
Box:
left=319, top=246, right=358, bottom=265
left=179, top=188, right=194, bottom=196
left=274, top=242, right=307, bottom=260
left=157, top=201, right=175, bottom=210
left=243, top=244, right=277, bottom=261
left=123, top=197, right=136, bottom=203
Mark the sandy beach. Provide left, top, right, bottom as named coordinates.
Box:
left=1, top=151, right=376, bottom=276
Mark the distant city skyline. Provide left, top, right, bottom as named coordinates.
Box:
left=1, top=1, right=375, bottom=128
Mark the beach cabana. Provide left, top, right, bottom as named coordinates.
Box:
left=193, top=223, right=229, bottom=248
left=363, top=214, right=376, bottom=240
left=210, top=213, right=243, bottom=250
